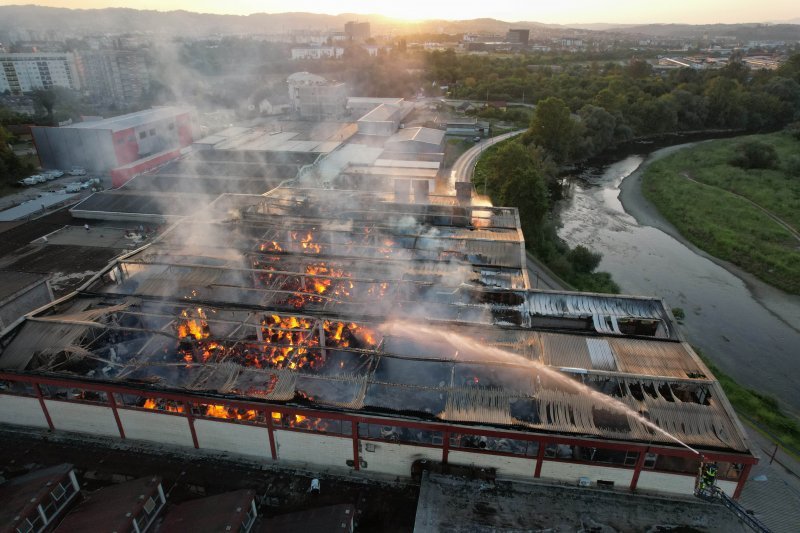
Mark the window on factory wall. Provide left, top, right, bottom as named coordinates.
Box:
left=543, top=444, right=638, bottom=467
left=114, top=393, right=186, bottom=414
left=715, top=462, right=744, bottom=481
left=191, top=402, right=266, bottom=425
left=0, top=379, right=36, bottom=396
left=644, top=453, right=701, bottom=475
left=359, top=423, right=443, bottom=446
left=272, top=412, right=352, bottom=436
left=149, top=129, right=156, bottom=136
left=450, top=434, right=538, bottom=457
left=139, top=131, right=146, bottom=139
left=39, top=385, right=108, bottom=405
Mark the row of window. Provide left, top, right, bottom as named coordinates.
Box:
left=0, top=381, right=744, bottom=479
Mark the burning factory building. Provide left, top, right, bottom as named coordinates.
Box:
left=0, top=182, right=756, bottom=499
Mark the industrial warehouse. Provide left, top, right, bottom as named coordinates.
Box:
left=0, top=170, right=757, bottom=503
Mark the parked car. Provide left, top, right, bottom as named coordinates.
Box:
left=66, top=182, right=82, bottom=193
left=45, top=169, right=64, bottom=178
left=68, top=167, right=87, bottom=176
left=22, top=176, right=39, bottom=186
left=473, top=136, right=482, bottom=142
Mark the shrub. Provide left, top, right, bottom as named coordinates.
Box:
left=786, top=154, right=800, bottom=177
left=567, top=245, right=602, bottom=273
left=729, top=140, right=779, bottom=169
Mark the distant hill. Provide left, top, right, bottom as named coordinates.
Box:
left=0, top=5, right=797, bottom=41
left=608, top=23, right=800, bottom=41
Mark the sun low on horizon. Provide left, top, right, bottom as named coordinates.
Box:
left=1, top=0, right=798, bottom=24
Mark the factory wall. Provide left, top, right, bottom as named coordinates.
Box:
left=117, top=409, right=195, bottom=448
left=635, top=471, right=696, bottom=495
left=194, top=419, right=272, bottom=459
left=448, top=450, right=536, bottom=479
left=0, top=376, right=755, bottom=500
left=44, top=400, right=120, bottom=437
left=539, top=460, right=635, bottom=488
left=362, top=441, right=442, bottom=477
left=275, top=429, right=353, bottom=467
left=0, top=395, right=49, bottom=428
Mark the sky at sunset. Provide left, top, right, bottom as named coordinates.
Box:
left=0, top=0, right=798, bottom=24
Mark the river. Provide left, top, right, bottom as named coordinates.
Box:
left=557, top=143, right=800, bottom=418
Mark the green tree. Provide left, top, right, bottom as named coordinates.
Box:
left=578, top=104, right=616, bottom=156
left=527, top=96, right=578, bottom=162
left=729, top=140, right=779, bottom=169
left=31, top=88, right=58, bottom=123
left=568, top=245, right=602, bottom=273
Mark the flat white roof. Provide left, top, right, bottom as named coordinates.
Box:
left=65, top=107, right=192, bottom=132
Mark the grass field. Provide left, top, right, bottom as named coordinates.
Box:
left=641, top=132, right=800, bottom=294
left=698, top=350, right=800, bottom=457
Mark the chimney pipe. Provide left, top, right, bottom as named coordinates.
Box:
left=455, top=182, right=472, bottom=205
left=394, top=178, right=411, bottom=203
left=412, top=179, right=429, bottom=204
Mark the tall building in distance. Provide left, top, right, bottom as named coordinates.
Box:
left=0, top=52, right=80, bottom=94
left=287, top=71, right=348, bottom=119
left=78, top=49, right=150, bottom=105
left=506, top=29, right=530, bottom=45
left=344, top=21, right=371, bottom=42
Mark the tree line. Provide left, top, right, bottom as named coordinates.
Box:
left=469, top=52, right=800, bottom=293
left=429, top=50, right=800, bottom=162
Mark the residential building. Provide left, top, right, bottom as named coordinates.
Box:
left=290, top=46, right=344, bottom=60
left=54, top=476, right=166, bottom=533
left=0, top=52, right=80, bottom=94
left=287, top=72, right=348, bottom=119
left=506, top=29, right=530, bottom=45
left=344, top=21, right=370, bottom=42
left=78, top=49, right=149, bottom=105
left=0, top=464, right=80, bottom=533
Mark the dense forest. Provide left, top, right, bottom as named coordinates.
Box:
left=428, top=50, right=800, bottom=161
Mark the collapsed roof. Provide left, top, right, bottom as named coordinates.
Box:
left=0, top=189, right=750, bottom=454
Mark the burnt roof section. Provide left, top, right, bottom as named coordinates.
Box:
left=0, top=183, right=752, bottom=456
left=0, top=463, right=74, bottom=532
left=157, top=489, right=255, bottom=533
left=259, top=504, right=355, bottom=533
left=55, top=476, right=162, bottom=533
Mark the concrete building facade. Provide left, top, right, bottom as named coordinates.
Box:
left=0, top=52, right=80, bottom=94
left=287, top=72, right=348, bottom=119
left=506, top=29, right=530, bottom=45
left=31, top=107, right=196, bottom=178
left=78, top=49, right=149, bottom=105
left=344, top=21, right=370, bottom=41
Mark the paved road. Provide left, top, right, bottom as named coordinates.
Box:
left=449, top=129, right=526, bottom=187
left=450, top=130, right=566, bottom=291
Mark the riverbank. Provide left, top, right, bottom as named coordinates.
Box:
left=618, top=143, right=800, bottom=335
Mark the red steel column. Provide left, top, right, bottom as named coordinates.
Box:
left=534, top=442, right=546, bottom=478
left=629, top=449, right=648, bottom=491
left=184, top=402, right=199, bottom=449
left=33, top=383, right=54, bottom=431
left=107, top=393, right=126, bottom=439
left=733, top=463, right=753, bottom=500
left=352, top=420, right=360, bottom=471
left=265, top=411, right=278, bottom=461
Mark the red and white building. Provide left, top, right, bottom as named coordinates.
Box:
left=31, top=107, right=197, bottom=186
